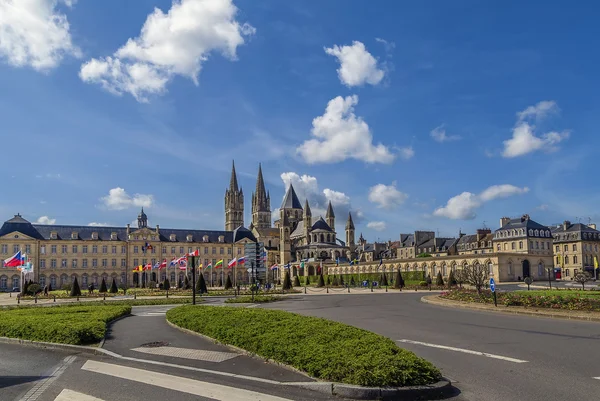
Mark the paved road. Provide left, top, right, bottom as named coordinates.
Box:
left=262, top=293, right=600, bottom=401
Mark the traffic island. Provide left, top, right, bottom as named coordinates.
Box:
left=423, top=290, right=600, bottom=322
left=166, top=305, right=453, bottom=400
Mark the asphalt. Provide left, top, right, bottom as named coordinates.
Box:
left=261, top=293, right=600, bottom=401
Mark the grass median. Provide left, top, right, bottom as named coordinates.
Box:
left=0, top=304, right=131, bottom=345
left=166, top=305, right=441, bottom=387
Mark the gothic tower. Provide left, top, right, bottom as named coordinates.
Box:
left=279, top=208, right=291, bottom=265
left=251, top=163, right=271, bottom=229
left=345, top=212, right=355, bottom=249
left=224, top=160, right=244, bottom=231
left=303, top=199, right=312, bottom=245
left=326, top=201, right=335, bottom=231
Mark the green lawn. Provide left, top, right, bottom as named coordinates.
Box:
left=224, top=295, right=282, bottom=303
left=167, top=305, right=440, bottom=387
left=0, top=304, right=131, bottom=345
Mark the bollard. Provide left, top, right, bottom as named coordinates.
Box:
left=77, top=296, right=79, bottom=301
left=35, top=296, right=37, bottom=304
left=304, top=286, right=307, bottom=294
left=386, top=286, right=388, bottom=293
left=53, top=295, right=56, bottom=302
left=371, top=285, right=373, bottom=293
left=348, top=285, right=350, bottom=293
left=17, top=295, right=20, bottom=304
left=103, top=293, right=106, bottom=301
left=134, top=293, right=137, bottom=299
left=326, top=287, right=329, bottom=294
left=166, top=289, right=169, bottom=299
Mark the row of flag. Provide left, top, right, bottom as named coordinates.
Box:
left=130, top=250, right=254, bottom=273
left=3, top=250, right=33, bottom=272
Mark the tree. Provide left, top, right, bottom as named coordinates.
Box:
left=184, top=275, right=190, bottom=289
left=163, top=278, right=170, bottom=290
left=573, top=271, right=592, bottom=290
left=70, top=277, right=81, bottom=297
left=380, top=273, right=389, bottom=286
left=293, top=275, right=301, bottom=287
left=282, top=272, right=293, bottom=290
left=448, top=270, right=457, bottom=287
left=99, top=278, right=108, bottom=293
left=350, top=276, right=356, bottom=286
left=326, top=275, right=331, bottom=285
left=462, top=264, right=487, bottom=293
left=218, top=276, right=223, bottom=287
left=317, top=274, right=325, bottom=288
left=197, top=273, right=208, bottom=294
left=436, top=271, right=444, bottom=286
left=22, top=280, right=30, bottom=296
left=224, top=275, right=233, bottom=290
left=394, top=270, right=404, bottom=289
left=455, top=269, right=466, bottom=289
left=109, top=278, right=118, bottom=294
left=305, top=276, right=310, bottom=285
left=339, top=275, right=345, bottom=286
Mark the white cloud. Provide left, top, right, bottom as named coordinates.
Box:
left=35, top=173, right=61, bottom=179
left=88, top=222, right=109, bottom=227
left=536, top=204, right=549, bottom=211
left=100, top=187, right=154, bottom=210
left=434, top=184, right=529, bottom=220
left=502, top=101, right=569, bottom=158
left=36, top=216, right=56, bottom=225
left=322, top=188, right=350, bottom=205
left=430, top=125, right=460, bottom=143
left=367, top=221, right=386, bottom=231
left=296, top=95, right=395, bottom=164
left=368, top=182, right=408, bottom=209
left=79, top=0, right=255, bottom=102
left=324, top=41, right=385, bottom=87
left=0, top=0, right=80, bottom=71
left=397, top=146, right=414, bottom=160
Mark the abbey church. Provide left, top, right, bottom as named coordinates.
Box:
left=224, top=162, right=357, bottom=268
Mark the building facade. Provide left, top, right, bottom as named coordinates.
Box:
left=552, top=221, right=600, bottom=279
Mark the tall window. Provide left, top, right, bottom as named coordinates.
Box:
left=121, top=259, right=126, bottom=267
left=508, top=262, right=512, bottom=275
left=82, top=245, right=88, bottom=254
left=555, top=245, right=559, bottom=252
left=82, top=259, right=88, bottom=268
left=535, top=241, right=539, bottom=249
left=228, top=248, right=232, bottom=255
left=112, top=246, right=117, bottom=254
left=92, top=259, right=97, bottom=267
left=40, top=245, right=45, bottom=254
left=574, top=255, right=578, bottom=264
left=72, top=245, right=77, bottom=254
left=102, top=246, right=108, bottom=254
left=111, top=259, right=117, bottom=267
left=51, top=259, right=56, bottom=268
left=51, top=245, right=57, bottom=254
left=92, top=246, right=98, bottom=254
left=180, top=247, right=184, bottom=254
left=162, top=247, right=167, bottom=254
left=212, top=247, right=216, bottom=254
left=564, top=244, right=568, bottom=252
left=204, top=247, right=208, bottom=254
left=488, top=263, right=493, bottom=274
left=61, top=259, right=67, bottom=267
left=220, top=248, right=224, bottom=255
left=171, top=247, right=176, bottom=254
left=121, top=246, right=126, bottom=254
left=134, top=246, right=139, bottom=254
left=565, top=256, right=569, bottom=264
left=538, top=263, right=544, bottom=276
left=25, top=245, right=31, bottom=254
left=11, top=245, right=18, bottom=254
left=62, top=245, right=68, bottom=254
left=40, top=259, right=46, bottom=268
left=511, top=242, right=516, bottom=250
left=188, top=247, right=193, bottom=253
left=519, top=241, right=523, bottom=249
left=573, top=244, right=577, bottom=251
left=102, top=259, right=107, bottom=267
left=72, top=259, right=77, bottom=268
left=1, top=244, right=7, bottom=254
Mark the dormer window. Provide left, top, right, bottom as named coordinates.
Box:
left=529, top=229, right=533, bottom=236
left=111, top=232, right=117, bottom=240
left=170, top=234, right=176, bottom=241
left=71, top=232, right=77, bottom=240
left=203, top=235, right=209, bottom=243
left=91, top=232, right=98, bottom=240
left=50, top=231, right=57, bottom=240
left=534, top=229, right=539, bottom=236
left=218, top=235, right=224, bottom=243
left=186, top=234, right=193, bottom=242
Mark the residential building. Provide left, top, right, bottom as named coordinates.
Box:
left=551, top=221, right=600, bottom=279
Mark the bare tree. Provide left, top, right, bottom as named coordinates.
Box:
left=454, top=269, right=466, bottom=289
left=573, top=271, right=592, bottom=290
left=463, top=263, right=488, bottom=294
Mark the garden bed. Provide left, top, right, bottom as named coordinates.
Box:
left=166, top=305, right=440, bottom=387
left=0, top=304, right=131, bottom=345
left=441, top=289, right=600, bottom=311
left=224, top=295, right=282, bottom=304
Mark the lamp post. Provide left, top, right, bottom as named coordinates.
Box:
left=250, top=260, right=255, bottom=302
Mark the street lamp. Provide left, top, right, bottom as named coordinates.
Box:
left=250, top=260, right=255, bottom=302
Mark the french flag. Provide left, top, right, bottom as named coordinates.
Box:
left=4, top=251, right=23, bottom=267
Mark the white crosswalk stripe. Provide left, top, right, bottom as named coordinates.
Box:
left=81, top=360, right=293, bottom=401
left=54, top=389, right=104, bottom=401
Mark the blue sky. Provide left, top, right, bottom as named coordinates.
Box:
left=1, top=0, right=599, bottom=240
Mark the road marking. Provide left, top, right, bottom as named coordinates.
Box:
left=130, top=346, right=238, bottom=362
left=397, top=339, right=528, bottom=363
left=593, top=377, right=600, bottom=380
left=20, top=355, right=77, bottom=401
left=54, top=389, right=104, bottom=401
left=81, top=360, right=292, bottom=401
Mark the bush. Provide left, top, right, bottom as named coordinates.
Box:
left=0, top=304, right=131, bottom=345
left=305, top=276, right=310, bottom=285
left=339, top=275, right=344, bottom=286
left=167, top=306, right=441, bottom=387
left=282, top=272, right=293, bottom=290
left=332, top=275, right=340, bottom=286
left=436, top=272, right=444, bottom=286
left=224, top=295, right=282, bottom=304
left=70, top=277, right=82, bottom=297
left=218, top=276, right=223, bottom=287
left=99, top=278, right=108, bottom=293
left=394, top=270, right=404, bottom=289
left=224, top=275, right=233, bottom=290
left=317, top=274, right=325, bottom=288
left=27, top=284, right=42, bottom=296
left=197, top=274, right=208, bottom=294
left=419, top=281, right=428, bottom=287
left=62, top=283, right=72, bottom=292
left=380, top=273, right=389, bottom=287
left=293, top=276, right=301, bottom=287
left=184, top=275, right=190, bottom=290
left=350, top=277, right=355, bottom=286
left=448, top=270, right=457, bottom=287
left=326, top=275, right=331, bottom=286
left=109, top=279, right=118, bottom=294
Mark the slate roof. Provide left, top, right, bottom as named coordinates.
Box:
left=552, top=222, right=600, bottom=234
left=311, top=217, right=334, bottom=232
left=0, top=215, right=254, bottom=244
left=290, top=221, right=305, bottom=238
left=281, top=184, right=302, bottom=209
left=495, top=215, right=550, bottom=233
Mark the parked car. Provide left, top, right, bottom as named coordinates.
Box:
left=11, top=287, right=20, bottom=293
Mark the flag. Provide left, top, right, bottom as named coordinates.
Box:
left=142, top=242, right=153, bottom=253
left=187, top=250, right=199, bottom=257
left=205, top=262, right=212, bottom=270
left=4, top=251, right=23, bottom=267
left=152, top=262, right=160, bottom=270
left=595, top=256, right=598, bottom=268
left=215, top=259, right=224, bottom=268
left=144, top=263, right=152, bottom=271
left=228, top=258, right=237, bottom=268
left=270, top=264, right=278, bottom=271
left=237, top=256, right=246, bottom=264
left=300, top=261, right=305, bottom=269
left=132, top=265, right=143, bottom=272
left=378, top=258, right=383, bottom=270
left=284, top=262, right=291, bottom=269
left=179, top=259, right=187, bottom=270
left=159, top=259, right=167, bottom=269
left=349, top=259, right=354, bottom=266
left=169, top=258, right=178, bottom=267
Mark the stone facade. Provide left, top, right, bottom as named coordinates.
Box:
left=552, top=221, right=600, bottom=279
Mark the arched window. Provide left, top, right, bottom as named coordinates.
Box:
left=0, top=275, right=8, bottom=289
left=442, top=264, right=447, bottom=276
left=12, top=275, right=19, bottom=288
left=519, top=241, right=523, bottom=249
left=538, top=262, right=544, bottom=276
left=488, top=262, right=493, bottom=274
left=327, top=234, right=331, bottom=243
left=320, top=234, right=325, bottom=243
left=511, top=242, right=516, bottom=250
left=534, top=229, right=539, bottom=236
left=508, top=262, right=513, bottom=275
left=432, top=264, right=437, bottom=275
left=565, top=255, right=569, bottom=264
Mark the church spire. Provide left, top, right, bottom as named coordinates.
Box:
left=326, top=201, right=335, bottom=218
left=229, top=160, right=239, bottom=192
left=304, top=199, right=312, bottom=217
left=251, top=163, right=271, bottom=229
left=346, top=211, right=355, bottom=229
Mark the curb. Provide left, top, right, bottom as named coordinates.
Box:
left=166, top=318, right=454, bottom=400
left=0, top=336, right=121, bottom=357
left=421, top=295, right=600, bottom=323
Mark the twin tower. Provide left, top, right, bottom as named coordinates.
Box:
left=224, top=161, right=271, bottom=231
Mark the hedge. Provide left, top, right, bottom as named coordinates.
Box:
left=0, top=304, right=131, bottom=345
left=300, top=271, right=426, bottom=286
left=167, top=306, right=441, bottom=387
left=224, top=295, right=282, bottom=304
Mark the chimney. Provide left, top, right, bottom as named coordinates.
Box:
left=476, top=228, right=492, bottom=241
left=126, top=223, right=130, bottom=235
left=589, top=223, right=597, bottom=230
left=563, top=221, right=570, bottom=231
left=500, top=217, right=510, bottom=228
left=521, top=214, right=530, bottom=222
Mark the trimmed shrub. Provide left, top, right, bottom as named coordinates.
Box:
left=317, top=274, right=325, bottom=288
left=350, top=276, right=356, bottom=286
left=224, top=275, right=233, bottom=290
left=305, top=276, right=310, bottom=285
left=62, top=283, right=72, bottom=292
left=163, top=278, right=170, bottom=290
left=293, top=276, right=301, bottom=287
left=339, top=275, right=345, bottom=286
left=167, top=306, right=441, bottom=387
left=394, top=270, right=405, bottom=289
left=436, top=272, right=444, bottom=286
left=99, top=278, right=108, bottom=293
left=332, top=275, right=340, bottom=286
left=27, top=284, right=41, bottom=296
left=448, top=270, right=457, bottom=287
left=326, top=275, right=331, bottom=286
left=218, top=276, right=223, bottom=287
left=380, top=273, right=389, bottom=286
left=70, top=277, right=82, bottom=297
left=426, top=275, right=432, bottom=285
left=282, top=272, right=293, bottom=290
left=419, top=281, right=428, bottom=287
left=109, top=279, right=118, bottom=294
left=197, top=274, right=208, bottom=294
left=184, top=275, right=190, bottom=289
left=148, top=280, right=157, bottom=289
